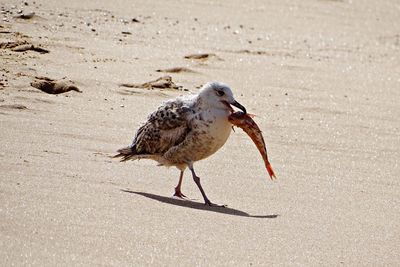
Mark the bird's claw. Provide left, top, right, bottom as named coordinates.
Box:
left=173, top=190, right=187, bottom=199
left=205, top=200, right=226, bottom=208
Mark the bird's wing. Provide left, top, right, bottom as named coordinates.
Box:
left=132, top=100, right=193, bottom=155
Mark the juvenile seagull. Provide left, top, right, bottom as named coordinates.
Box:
left=115, top=82, right=246, bottom=206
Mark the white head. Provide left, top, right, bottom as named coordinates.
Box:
left=197, top=82, right=246, bottom=113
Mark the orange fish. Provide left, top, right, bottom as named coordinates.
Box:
left=228, top=111, right=276, bottom=180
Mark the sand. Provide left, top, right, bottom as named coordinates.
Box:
left=1, top=0, right=399, bottom=265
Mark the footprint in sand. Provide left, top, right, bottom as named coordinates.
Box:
left=11, top=44, right=49, bottom=54
left=119, top=75, right=182, bottom=90
left=0, top=104, right=27, bottom=110
left=14, top=12, right=36, bottom=20
left=31, top=77, right=81, bottom=94
left=156, top=67, right=197, bottom=74
left=184, top=53, right=221, bottom=61
left=0, top=40, right=49, bottom=54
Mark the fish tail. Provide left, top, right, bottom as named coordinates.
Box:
left=266, top=162, right=276, bottom=180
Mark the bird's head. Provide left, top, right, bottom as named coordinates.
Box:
left=198, top=82, right=246, bottom=114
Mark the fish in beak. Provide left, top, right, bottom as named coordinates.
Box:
left=231, top=100, right=247, bottom=114
left=222, top=100, right=247, bottom=114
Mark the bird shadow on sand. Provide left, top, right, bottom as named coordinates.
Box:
left=121, top=189, right=278, bottom=219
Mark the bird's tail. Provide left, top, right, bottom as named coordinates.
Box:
left=113, top=145, right=155, bottom=162
left=113, top=146, right=137, bottom=162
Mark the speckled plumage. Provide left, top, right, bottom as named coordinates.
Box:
left=116, top=83, right=232, bottom=168
left=115, top=82, right=247, bottom=206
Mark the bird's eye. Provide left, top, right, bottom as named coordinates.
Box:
left=216, top=90, right=225, bottom=97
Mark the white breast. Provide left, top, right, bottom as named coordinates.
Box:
left=195, top=108, right=232, bottom=159
left=160, top=107, right=232, bottom=166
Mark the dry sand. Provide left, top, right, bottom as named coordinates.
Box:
left=1, top=0, right=399, bottom=265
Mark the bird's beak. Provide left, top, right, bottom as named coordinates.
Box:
left=231, top=100, right=247, bottom=114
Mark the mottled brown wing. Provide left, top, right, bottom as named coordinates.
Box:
left=133, top=101, right=191, bottom=155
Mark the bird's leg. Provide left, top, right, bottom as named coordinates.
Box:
left=173, top=170, right=187, bottom=199
left=188, top=165, right=226, bottom=207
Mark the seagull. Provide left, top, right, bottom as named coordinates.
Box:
left=114, top=82, right=246, bottom=206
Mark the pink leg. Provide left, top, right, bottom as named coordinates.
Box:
left=173, top=171, right=187, bottom=198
